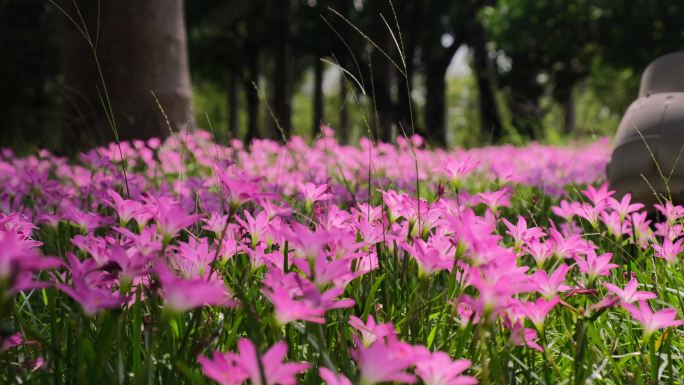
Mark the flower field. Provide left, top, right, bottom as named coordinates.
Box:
left=2, top=128, right=684, bottom=385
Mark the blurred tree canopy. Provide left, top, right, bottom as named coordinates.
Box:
left=1, top=0, right=684, bottom=152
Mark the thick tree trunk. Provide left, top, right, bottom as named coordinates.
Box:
left=370, top=44, right=394, bottom=143
left=470, top=24, right=504, bottom=142
left=338, top=72, right=349, bottom=143
left=312, top=57, right=325, bottom=138
left=244, top=45, right=260, bottom=143
left=366, top=1, right=395, bottom=143
left=396, top=66, right=415, bottom=137
left=59, top=0, right=192, bottom=151
left=563, top=96, right=576, bottom=135
left=272, top=0, right=292, bottom=139
left=228, top=74, right=238, bottom=139
left=424, top=60, right=448, bottom=146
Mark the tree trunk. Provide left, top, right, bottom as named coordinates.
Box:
left=244, top=45, right=260, bottom=143
left=563, top=95, right=576, bottom=135
left=370, top=44, right=394, bottom=143
left=272, top=0, right=292, bottom=139
left=312, top=56, right=325, bottom=138
left=396, top=66, right=415, bottom=137
left=59, top=0, right=192, bottom=151
left=338, top=72, right=349, bottom=143
left=228, top=74, right=238, bottom=139
left=424, top=60, right=448, bottom=146
left=366, top=1, right=395, bottom=143
left=470, top=24, right=504, bottom=142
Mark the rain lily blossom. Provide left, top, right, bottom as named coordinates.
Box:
left=653, top=237, right=684, bottom=264
left=607, top=193, right=643, bottom=222
left=604, top=278, right=657, bottom=304
left=529, top=263, right=572, bottom=299
left=198, top=352, right=248, bottom=385
left=414, top=351, right=477, bottom=385
left=574, top=250, right=618, bottom=279
left=157, top=266, right=236, bottom=312
left=520, top=296, right=560, bottom=331
left=57, top=279, right=126, bottom=316
left=623, top=301, right=684, bottom=339
left=200, top=339, right=309, bottom=385
left=236, top=339, right=309, bottom=385
left=400, top=239, right=454, bottom=275
left=353, top=338, right=419, bottom=385
left=319, top=368, right=352, bottom=385
left=348, top=315, right=395, bottom=347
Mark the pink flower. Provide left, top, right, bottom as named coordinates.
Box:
left=66, top=207, right=107, bottom=233
left=653, top=237, right=684, bottom=264
left=654, top=201, right=684, bottom=225
left=414, top=351, right=477, bottom=385
left=466, top=264, right=530, bottom=317
left=529, top=264, right=572, bottom=299
left=319, top=368, right=352, bottom=385
left=519, top=296, right=560, bottom=330
left=106, top=189, right=143, bottom=225
left=548, top=227, right=591, bottom=259
left=157, top=266, right=236, bottom=312
left=600, top=211, right=630, bottom=239
left=200, top=339, right=309, bottom=385
left=604, top=278, right=656, bottom=304
left=623, top=301, right=684, bottom=338
left=298, top=182, right=332, bottom=205
left=199, top=352, right=249, bottom=385
left=522, top=240, right=554, bottom=267
left=508, top=322, right=543, bottom=352
left=502, top=216, right=544, bottom=249
left=476, top=188, right=511, bottom=212
left=215, top=168, right=263, bottom=208
left=582, top=183, right=614, bottom=206
left=551, top=200, right=581, bottom=222
left=236, top=339, right=309, bottom=385
left=574, top=202, right=607, bottom=229
left=574, top=250, right=618, bottom=279
left=286, top=223, right=331, bottom=260
left=147, top=196, right=203, bottom=240
left=442, top=157, right=479, bottom=187
left=262, top=271, right=354, bottom=325
left=400, top=239, right=453, bottom=275
left=353, top=339, right=418, bottom=385
left=57, top=279, right=126, bottom=316
left=348, top=315, right=395, bottom=347
left=1, top=333, right=29, bottom=353
left=0, top=227, right=61, bottom=293
left=607, top=193, right=643, bottom=221
left=114, top=225, right=163, bottom=257
left=235, top=210, right=270, bottom=248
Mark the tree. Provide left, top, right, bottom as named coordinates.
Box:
left=0, top=0, right=61, bottom=150
left=271, top=0, right=294, bottom=138
left=416, top=0, right=492, bottom=146
left=58, top=0, right=193, bottom=151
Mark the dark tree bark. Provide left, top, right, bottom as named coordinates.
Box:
left=424, top=59, right=449, bottom=146
left=244, top=43, right=261, bottom=143
left=563, top=96, right=576, bottom=135
left=365, top=0, right=395, bottom=143
left=396, top=65, right=415, bottom=137
left=227, top=74, right=238, bottom=139
left=312, top=57, right=325, bottom=138
left=338, top=72, right=349, bottom=143
left=370, top=40, right=395, bottom=143
left=470, top=23, right=504, bottom=142
left=272, top=0, right=292, bottom=139
left=59, top=0, right=192, bottom=151
left=423, top=39, right=460, bottom=147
